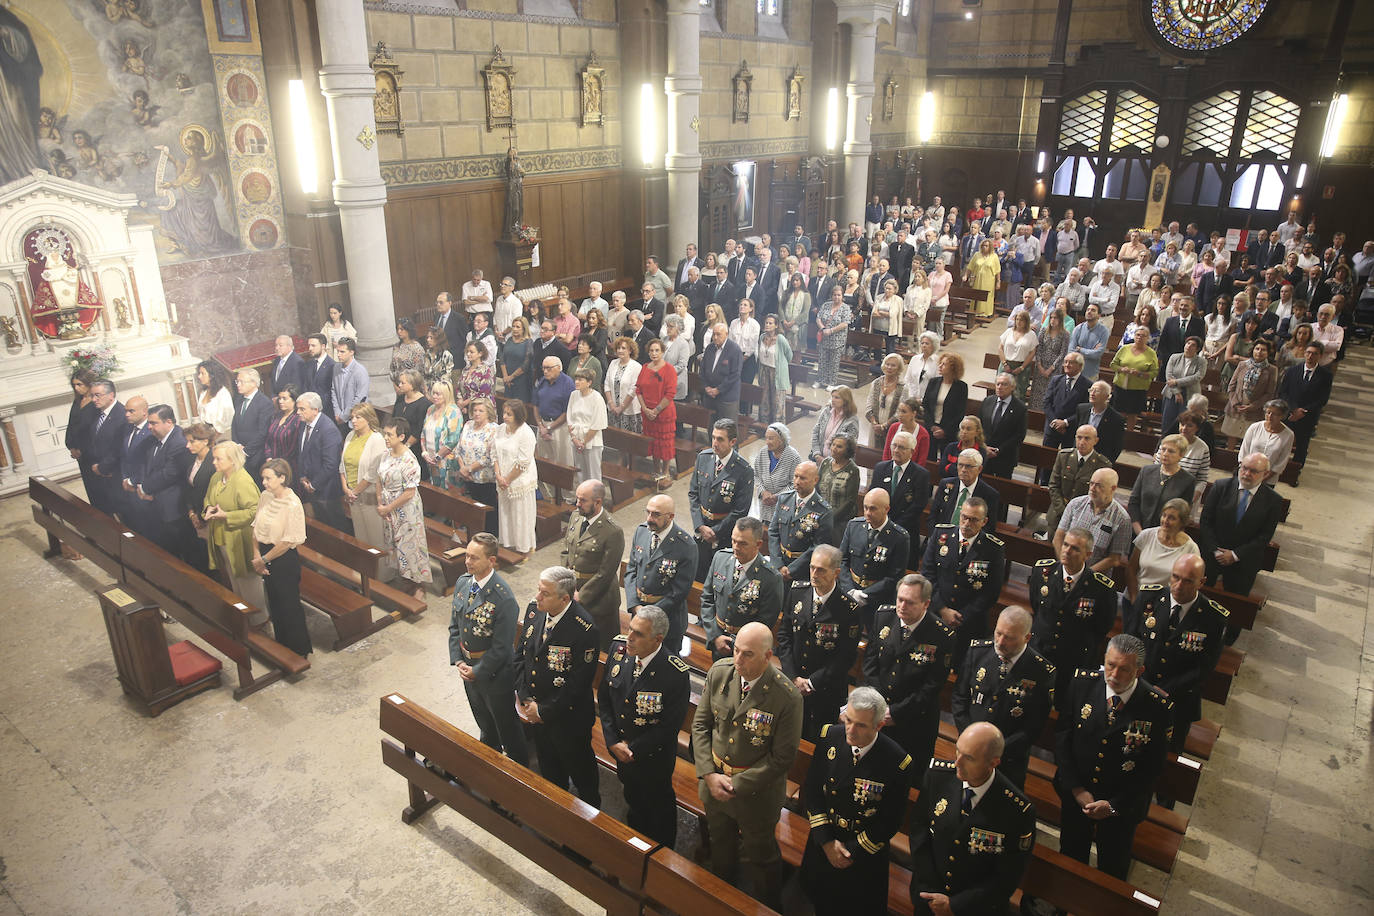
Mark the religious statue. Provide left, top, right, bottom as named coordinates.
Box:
left=0, top=5, right=45, bottom=183
left=24, top=225, right=102, bottom=340
left=504, top=147, right=524, bottom=238
left=114, top=298, right=133, bottom=329
left=0, top=316, right=20, bottom=349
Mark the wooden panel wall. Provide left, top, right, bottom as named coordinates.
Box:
left=384, top=168, right=629, bottom=316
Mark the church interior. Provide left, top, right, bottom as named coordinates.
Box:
left=1, top=0, right=1372, bottom=913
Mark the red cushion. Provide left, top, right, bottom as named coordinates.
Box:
left=168, top=640, right=222, bottom=686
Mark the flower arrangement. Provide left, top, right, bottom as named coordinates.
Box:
left=513, top=224, right=540, bottom=243
left=64, top=345, right=119, bottom=380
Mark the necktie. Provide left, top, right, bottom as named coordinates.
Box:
left=1078, top=455, right=1086, bottom=469
left=993, top=399, right=1006, bottom=427
left=958, top=539, right=969, bottom=561
left=1170, top=603, right=1183, bottom=629
left=901, top=624, right=912, bottom=640
left=303, top=423, right=313, bottom=450
left=952, top=487, right=968, bottom=523
left=579, top=517, right=589, bottom=538
left=151, top=440, right=161, bottom=462
left=890, top=464, right=902, bottom=495
left=1107, top=694, right=1122, bottom=724
left=1304, top=369, right=1312, bottom=384
left=961, top=786, right=975, bottom=816
left=95, top=411, right=107, bottom=432
left=275, top=358, right=284, bottom=380
left=1236, top=487, right=1250, bottom=522
left=852, top=746, right=862, bottom=766
left=650, top=531, right=660, bottom=553
left=633, top=658, right=644, bottom=679
left=741, top=678, right=751, bottom=696
left=715, top=458, right=724, bottom=475
left=240, top=397, right=249, bottom=416
left=733, top=561, right=743, bottom=586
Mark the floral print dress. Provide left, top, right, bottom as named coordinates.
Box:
left=378, top=449, right=432, bottom=584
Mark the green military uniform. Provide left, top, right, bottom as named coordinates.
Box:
left=560, top=508, right=626, bottom=652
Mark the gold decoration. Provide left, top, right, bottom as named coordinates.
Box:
left=690, top=115, right=700, bottom=133
left=785, top=66, right=804, bottom=121
left=882, top=75, right=898, bottom=121
left=732, top=61, right=753, bottom=124
left=579, top=51, right=605, bottom=127
left=482, top=46, right=517, bottom=133
left=370, top=41, right=405, bottom=137
left=356, top=125, right=375, bottom=149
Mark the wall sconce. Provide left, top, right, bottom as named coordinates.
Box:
left=1295, top=162, right=1308, bottom=189
left=918, top=91, right=935, bottom=144
left=288, top=79, right=317, bottom=195
left=1035, top=151, right=1046, bottom=174
left=1320, top=94, right=1347, bottom=158
left=640, top=82, right=656, bottom=166
left=825, top=87, right=840, bottom=153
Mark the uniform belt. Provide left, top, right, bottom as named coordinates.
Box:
left=720, top=621, right=740, bottom=635
left=636, top=589, right=662, bottom=603
left=575, top=571, right=594, bottom=581
left=701, top=509, right=728, bottom=521
left=781, top=546, right=801, bottom=559
left=461, top=645, right=486, bottom=661
left=712, top=751, right=753, bottom=776
left=852, top=573, right=874, bottom=587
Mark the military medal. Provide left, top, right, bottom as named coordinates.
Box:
left=525, top=625, right=534, bottom=637
left=553, top=676, right=565, bottom=687
left=1145, top=615, right=1156, bottom=628
left=611, top=664, right=621, bottom=677
left=933, top=798, right=948, bottom=816
left=1081, top=703, right=1093, bottom=719
left=795, top=601, right=804, bottom=614
left=1040, top=585, right=1049, bottom=596
left=827, top=746, right=836, bottom=760
left=940, top=545, right=949, bottom=557
left=1011, top=707, right=1024, bottom=717
left=1122, top=761, right=1136, bottom=772
left=976, top=667, right=986, bottom=683
left=878, top=626, right=891, bottom=639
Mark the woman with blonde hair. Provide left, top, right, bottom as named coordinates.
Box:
left=808, top=385, right=861, bottom=463
left=422, top=379, right=463, bottom=489
left=903, top=268, right=931, bottom=344
left=779, top=272, right=811, bottom=353
left=339, top=403, right=387, bottom=554
left=568, top=367, right=609, bottom=484
left=700, top=302, right=725, bottom=364
left=455, top=397, right=498, bottom=514
left=1126, top=497, right=1200, bottom=599
left=965, top=238, right=1001, bottom=318
left=500, top=316, right=534, bottom=402
left=494, top=400, right=538, bottom=554
left=202, top=440, right=266, bottom=614
left=866, top=353, right=906, bottom=447
left=605, top=336, right=643, bottom=433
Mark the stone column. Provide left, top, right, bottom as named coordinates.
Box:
left=835, top=2, right=892, bottom=228
left=317, top=0, right=397, bottom=402
left=664, top=0, right=703, bottom=263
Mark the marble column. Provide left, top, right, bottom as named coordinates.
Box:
left=665, top=0, right=703, bottom=262
left=835, top=2, right=892, bottom=229
left=317, top=0, right=398, bottom=402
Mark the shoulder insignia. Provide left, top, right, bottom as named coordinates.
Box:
left=1074, top=668, right=1102, bottom=679
left=1034, top=558, right=1055, bottom=567
left=611, top=634, right=628, bottom=644
left=820, top=724, right=832, bottom=737
left=1092, top=571, right=1114, bottom=587
left=1140, top=583, right=1166, bottom=591
left=969, top=639, right=993, bottom=648
left=1042, top=659, right=1057, bottom=673
left=669, top=655, right=689, bottom=672
left=931, top=759, right=956, bottom=771
left=933, top=617, right=954, bottom=636
left=1206, top=597, right=1230, bottom=617
left=793, top=580, right=812, bottom=589
left=898, top=754, right=912, bottom=771
left=934, top=523, right=957, bottom=530
left=984, top=533, right=1004, bottom=547
left=578, top=617, right=592, bottom=630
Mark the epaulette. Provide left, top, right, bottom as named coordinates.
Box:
left=1140, top=583, right=1166, bottom=591
left=969, top=638, right=993, bottom=648
left=1042, top=658, right=1057, bottom=673
left=1145, top=683, right=1171, bottom=703
left=984, top=533, right=1004, bottom=547
left=1204, top=596, right=1230, bottom=617
left=577, top=617, right=592, bottom=630
left=1092, top=571, right=1114, bottom=587
left=932, top=615, right=954, bottom=635
left=1035, top=557, right=1056, bottom=567
left=820, top=723, right=832, bottom=737
left=669, top=655, right=689, bottom=672
left=1004, top=786, right=1033, bottom=814
left=933, top=523, right=957, bottom=529
left=898, top=754, right=912, bottom=771
left=792, top=580, right=812, bottom=589
left=1074, top=668, right=1102, bottom=679
left=610, top=634, right=628, bottom=644
left=930, top=758, right=957, bottom=771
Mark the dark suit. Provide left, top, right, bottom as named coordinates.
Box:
left=1277, top=362, right=1332, bottom=466
left=85, top=401, right=127, bottom=516
left=910, top=760, right=1036, bottom=915
left=862, top=608, right=954, bottom=780
left=952, top=640, right=1056, bottom=788
left=638, top=297, right=666, bottom=336
left=297, top=417, right=344, bottom=529
left=777, top=581, right=861, bottom=740
left=706, top=279, right=739, bottom=316
left=867, top=270, right=895, bottom=305
left=699, top=338, right=744, bottom=418
left=1196, top=480, right=1282, bottom=599
left=1040, top=374, right=1091, bottom=477
left=1195, top=271, right=1234, bottom=312
left=808, top=273, right=835, bottom=310
left=1156, top=315, right=1205, bottom=381
left=303, top=355, right=336, bottom=421
left=232, top=391, right=274, bottom=477
left=267, top=351, right=308, bottom=397
left=1075, top=402, right=1124, bottom=462
left=683, top=278, right=712, bottom=323
left=630, top=324, right=655, bottom=357
left=726, top=253, right=746, bottom=287
left=890, top=241, right=916, bottom=290
left=735, top=281, right=761, bottom=322
left=978, top=395, right=1028, bottom=479
left=136, top=427, right=194, bottom=555
left=598, top=636, right=691, bottom=846
left=928, top=475, right=1001, bottom=530
left=767, top=490, right=835, bottom=580
left=1127, top=465, right=1196, bottom=530
left=1247, top=240, right=1277, bottom=271
left=871, top=459, right=930, bottom=563
left=1027, top=559, right=1118, bottom=702
left=514, top=599, right=602, bottom=806
left=1123, top=587, right=1228, bottom=746
left=755, top=263, right=781, bottom=317
left=1054, top=670, right=1174, bottom=880
left=922, top=378, right=968, bottom=460
left=117, top=421, right=154, bottom=527
left=687, top=448, right=753, bottom=580
left=674, top=255, right=704, bottom=289
left=430, top=308, right=463, bottom=365
left=920, top=525, right=1006, bottom=669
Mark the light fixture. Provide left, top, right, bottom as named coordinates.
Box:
left=288, top=79, right=317, bottom=195
left=1035, top=151, right=1046, bottom=174
left=918, top=91, right=935, bottom=144
left=640, top=82, right=656, bottom=166
left=1295, top=162, right=1308, bottom=188
left=964, top=9, right=974, bottom=19
left=1321, top=93, right=1348, bottom=157
left=825, top=87, right=840, bottom=153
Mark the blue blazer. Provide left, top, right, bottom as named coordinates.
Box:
left=118, top=422, right=154, bottom=485
left=1041, top=373, right=1090, bottom=430
left=304, top=355, right=336, bottom=420
left=699, top=339, right=743, bottom=404
left=232, top=392, right=275, bottom=471
left=86, top=401, right=126, bottom=477
left=297, top=417, right=343, bottom=502
left=267, top=351, right=309, bottom=396
left=140, top=426, right=194, bottom=522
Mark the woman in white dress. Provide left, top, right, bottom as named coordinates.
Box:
left=903, top=269, right=931, bottom=347
left=195, top=360, right=234, bottom=437
left=567, top=368, right=608, bottom=484
left=494, top=400, right=538, bottom=554
left=339, top=404, right=388, bottom=561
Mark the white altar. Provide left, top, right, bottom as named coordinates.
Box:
left=0, top=171, right=201, bottom=497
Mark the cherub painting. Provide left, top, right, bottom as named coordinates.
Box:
left=38, top=106, right=65, bottom=142
left=100, top=0, right=155, bottom=28
left=71, top=130, right=123, bottom=182
left=119, top=38, right=159, bottom=88
left=129, top=90, right=160, bottom=127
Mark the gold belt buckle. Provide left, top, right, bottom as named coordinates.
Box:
left=853, top=573, right=873, bottom=587
left=781, top=547, right=800, bottom=559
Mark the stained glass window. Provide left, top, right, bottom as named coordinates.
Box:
left=1151, top=0, right=1270, bottom=52
left=1108, top=90, right=1159, bottom=152
left=1182, top=90, right=1241, bottom=157
left=1241, top=90, right=1300, bottom=159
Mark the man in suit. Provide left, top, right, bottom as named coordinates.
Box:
left=1155, top=295, right=1206, bottom=381
left=889, top=228, right=916, bottom=292
left=560, top=479, right=624, bottom=652
left=682, top=265, right=711, bottom=322
left=1038, top=353, right=1091, bottom=484
left=922, top=496, right=1006, bottom=670
left=674, top=242, right=704, bottom=290
left=802, top=688, right=912, bottom=916
left=294, top=392, right=345, bottom=530
left=637, top=281, right=666, bottom=336
left=1277, top=341, right=1333, bottom=466
left=513, top=566, right=602, bottom=807
left=1075, top=381, right=1124, bottom=462
left=1028, top=529, right=1118, bottom=703
left=688, top=420, right=754, bottom=581
left=777, top=544, right=861, bottom=740
left=734, top=266, right=761, bottom=325
left=871, top=430, right=930, bottom=566
left=626, top=310, right=656, bottom=357
left=838, top=489, right=912, bottom=631
left=767, top=461, right=834, bottom=583
left=133, top=404, right=194, bottom=553
left=700, top=517, right=784, bottom=660
left=1123, top=555, right=1228, bottom=751
left=722, top=238, right=745, bottom=287
left=754, top=248, right=782, bottom=319
left=1197, top=453, right=1282, bottom=636
left=953, top=606, right=1056, bottom=788
left=910, top=723, right=1036, bottom=916
left=231, top=368, right=274, bottom=478
left=708, top=265, right=739, bottom=319
left=1247, top=228, right=1277, bottom=271
left=598, top=606, right=691, bottom=847
left=1054, top=635, right=1174, bottom=880
left=1045, top=425, right=1112, bottom=534
left=867, top=258, right=895, bottom=305
left=302, top=334, right=336, bottom=422
left=84, top=381, right=127, bottom=516
left=929, top=448, right=1002, bottom=528
left=691, top=622, right=802, bottom=904
left=449, top=532, right=530, bottom=764
left=431, top=290, right=463, bottom=363
left=808, top=263, right=836, bottom=310
left=624, top=494, right=697, bottom=655
left=116, top=395, right=154, bottom=527
left=699, top=323, right=743, bottom=422
left=979, top=374, right=1029, bottom=480
left=863, top=573, right=955, bottom=781
left=1295, top=267, right=1325, bottom=313
left=1195, top=258, right=1234, bottom=313
left=266, top=335, right=307, bottom=397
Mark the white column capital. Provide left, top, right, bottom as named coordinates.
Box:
left=833, top=0, right=893, bottom=29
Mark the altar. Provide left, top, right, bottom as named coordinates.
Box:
left=0, top=171, right=201, bottom=497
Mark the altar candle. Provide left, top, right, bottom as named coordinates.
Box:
left=169, top=301, right=178, bottom=325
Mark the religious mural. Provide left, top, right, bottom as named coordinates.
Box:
left=0, top=0, right=242, bottom=261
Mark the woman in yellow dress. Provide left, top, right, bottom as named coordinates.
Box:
left=202, top=440, right=266, bottom=617
left=964, top=238, right=1001, bottom=318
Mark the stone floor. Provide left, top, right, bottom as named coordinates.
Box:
left=0, top=322, right=1369, bottom=915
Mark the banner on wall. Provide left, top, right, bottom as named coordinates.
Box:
left=1142, top=163, right=1171, bottom=232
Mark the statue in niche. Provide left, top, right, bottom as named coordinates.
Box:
left=504, top=147, right=524, bottom=238
left=24, top=225, right=102, bottom=340
left=1, top=316, right=19, bottom=349
left=732, top=62, right=753, bottom=124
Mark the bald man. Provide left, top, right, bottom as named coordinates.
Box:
left=624, top=494, right=697, bottom=654
left=692, top=621, right=802, bottom=904
left=267, top=334, right=307, bottom=396
left=1044, top=424, right=1112, bottom=535
left=560, top=479, right=625, bottom=651
left=838, top=488, right=912, bottom=631
left=117, top=395, right=153, bottom=526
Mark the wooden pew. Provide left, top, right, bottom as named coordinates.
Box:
left=533, top=456, right=580, bottom=542
left=31, top=475, right=127, bottom=578
left=784, top=361, right=822, bottom=421
left=294, top=519, right=417, bottom=650
left=301, top=518, right=427, bottom=619
left=642, top=847, right=779, bottom=916
left=418, top=482, right=520, bottom=590
left=601, top=425, right=658, bottom=506
left=674, top=400, right=714, bottom=472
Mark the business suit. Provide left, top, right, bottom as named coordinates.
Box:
left=1127, top=465, right=1196, bottom=530
left=303, top=354, right=336, bottom=421
left=706, top=278, right=739, bottom=316
left=978, top=394, right=1029, bottom=479
left=1054, top=670, right=1173, bottom=880
left=1046, top=447, right=1112, bottom=532
left=267, top=350, right=308, bottom=397
left=687, top=447, right=753, bottom=580
left=767, top=489, right=835, bottom=580
left=638, top=296, right=666, bottom=336
left=1247, top=240, right=1276, bottom=271
left=867, top=270, right=895, bottom=305
left=675, top=255, right=704, bottom=289
left=838, top=517, right=911, bottom=626
left=871, top=459, right=930, bottom=564
left=922, top=378, right=969, bottom=460
left=889, top=241, right=916, bottom=290
left=808, top=273, right=835, bottom=311
left=116, top=420, right=154, bottom=527
left=952, top=640, right=1056, bottom=788
left=929, top=475, right=1002, bottom=530
left=777, top=581, right=861, bottom=739
left=1040, top=373, right=1090, bottom=464
left=629, top=324, right=655, bottom=358
left=862, top=607, right=954, bottom=779
left=1196, top=479, right=1282, bottom=599
left=85, top=403, right=128, bottom=515
left=755, top=263, right=781, bottom=317
left=698, top=338, right=744, bottom=421
left=726, top=253, right=746, bottom=287
left=683, top=278, right=712, bottom=323
left=699, top=550, right=784, bottom=658
left=296, top=417, right=345, bottom=529
left=1277, top=362, right=1332, bottom=466
left=232, top=391, right=274, bottom=478
left=449, top=571, right=530, bottom=764
left=514, top=599, right=602, bottom=806
left=920, top=524, right=1006, bottom=669
left=137, top=427, right=194, bottom=555
left=1195, top=270, right=1234, bottom=312
left=598, top=635, right=691, bottom=846
left=1123, top=586, right=1228, bottom=748
left=1075, top=402, right=1125, bottom=462
left=910, top=760, right=1036, bottom=915
left=1027, top=558, right=1117, bottom=702
left=735, top=281, right=761, bottom=322
left=623, top=521, right=697, bottom=653
left=430, top=308, right=463, bottom=364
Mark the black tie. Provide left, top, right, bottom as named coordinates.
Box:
left=961, top=786, right=975, bottom=816
left=1107, top=694, right=1122, bottom=724
left=1304, top=369, right=1312, bottom=384
left=1170, top=603, right=1183, bottom=629
left=650, top=531, right=660, bottom=553
left=852, top=746, right=862, bottom=766
left=303, top=424, right=313, bottom=449
left=579, top=517, right=589, bottom=538
left=993, top=399, right=1006, bottom=427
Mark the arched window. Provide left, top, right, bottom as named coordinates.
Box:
left=1172, top=88, right=1301, bottom=212
left=1052, top=87, right=1158, bottom=202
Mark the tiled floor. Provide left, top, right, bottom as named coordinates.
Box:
left=0, top=323, right=1369, bottom=914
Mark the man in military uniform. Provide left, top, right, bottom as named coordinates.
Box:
left=871, top=430, right=931, bottom=567
left=909, top=722, right=1036, bottom=916
left=801, top=687, right=912, bottom=916
left=767, top=460, right=834, bottom=582
left=560, top=479, right=625, bottom=652
left=1028, top=527, right=1117, bottom=705
left=598, top=606, right=691, bottom=846
left=700, top=517, right=784, bottom=660
left=688, top=419, right=754, bottom=581
left=691, top=622, right=803, bottom=904
left=514, top=566, right=602, bottom=806
left=1045, top=425, right=1112, bottom=534
left=1054, top=635, right=1174, bottom=880
left=921, top=496, right=1006, bottom=670
left=448, top=532, right=529, bottom=765
left=839, top=488, right=912, bottom=633
left=778, top=544, right=862, bottom=740
left=624, top=494, right=697, bottom=655
left=1123, top=554, right=1227, bottom=752
left=863, top=573, right=954, bottom=781
left=952, top=606, right=1055, bottom=789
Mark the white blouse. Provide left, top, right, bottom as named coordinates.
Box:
left=904, top=352, right=940, bottom=399
left=199, top=387, right=234, bottom=437
left=999, top=328, right=1038, bottom=362
left=605, top=358, right=643, bottom=415
left=870, top=295, right=904, bottom=338
left=567, top=389, right=608, bottom=449
left=495, top=423, right=538, bottom=495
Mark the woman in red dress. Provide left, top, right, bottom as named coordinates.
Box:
left=636, top=338, right=678, bottom=489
